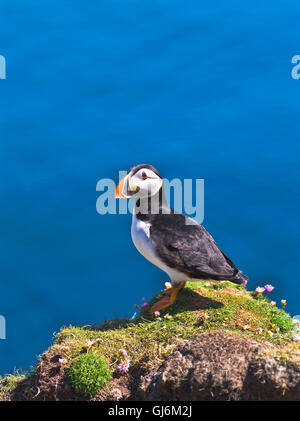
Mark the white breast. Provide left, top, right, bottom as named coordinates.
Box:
left=131, top=214, right=187, bottom=283
left=131, top=215, right=156, bottom=264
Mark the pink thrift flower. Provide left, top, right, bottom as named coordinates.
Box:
left=117, top=359, right=130, bottom=373
left=264, top=284, right=274, bottom=293
left=118, top=349, right=128, bottom=358
left=112, top=388, right=122, bottom=401
left=255, top=286, right=265, bottom=294
left=60, top=346, right=70, bottom=353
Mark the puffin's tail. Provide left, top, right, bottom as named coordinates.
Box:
left=230, top=271, right=248, bottom=286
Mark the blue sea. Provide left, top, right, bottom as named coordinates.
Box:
left=0, top=1, right=300, bottom=375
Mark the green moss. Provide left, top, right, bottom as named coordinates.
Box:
left=0, top=371, right=25, bottom=401
left=243, top=295, right=294, bottom=333
left=68, top=353, right=111, bottom=397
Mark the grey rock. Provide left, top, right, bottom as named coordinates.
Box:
left=137, top=331, right=300, bottom=401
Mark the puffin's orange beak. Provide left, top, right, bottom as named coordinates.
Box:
left=115, top=175, right=139, bottom=199
left=115, top=175, right=127, bottom=199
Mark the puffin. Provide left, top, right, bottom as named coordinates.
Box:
left=115, top=164, right=248, bottom=313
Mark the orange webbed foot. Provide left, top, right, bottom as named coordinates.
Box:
left=150, top=295, right=173, bottom=313
left=150, top=282, right=186, bottom=314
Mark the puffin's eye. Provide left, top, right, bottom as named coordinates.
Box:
left=141, top=171, right=148, bottom=180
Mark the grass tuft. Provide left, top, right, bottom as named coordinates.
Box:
left=68, top=353, right=112, bottom=397
left=0, top=370, right=26, bottom=401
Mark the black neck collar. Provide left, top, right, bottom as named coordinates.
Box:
left=134, top=186, right=172, bottom=221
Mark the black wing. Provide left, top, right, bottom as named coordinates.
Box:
left=150, top=213, right=247, bottom=283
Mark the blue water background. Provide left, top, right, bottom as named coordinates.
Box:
left=0, top=1, right=300, bottom=374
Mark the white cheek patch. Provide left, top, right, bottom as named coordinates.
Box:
left=129, top=175, right=139, bottom=191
